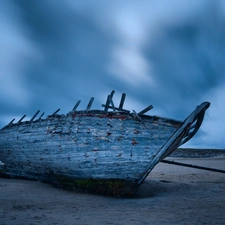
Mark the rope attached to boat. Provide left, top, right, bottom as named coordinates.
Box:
left=161, top=159, right=225, bottom=174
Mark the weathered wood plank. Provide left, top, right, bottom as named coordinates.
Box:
left=51, top=108, right=60, bottom=116
left=108, top=95, right=116, bottom=111
left=132, top=110, right=149, bottom=128
left=86, top=97, right=94, bottom=111
left=30, top=110, right=40, bottom=122
left=103, top=95, right=110, bottom=112
left=138, top=105, right=153, bottom=116
left=37, top=112, right=45, bottom=120
left=17, top=115, right=26, bottom=123
left=1, top=118, right=15, bottom=130
left=104, top=90, right=115, bottom=112
left=72, top=100, right=81, bottom=112
left=119, top=93, right=126, bottom=109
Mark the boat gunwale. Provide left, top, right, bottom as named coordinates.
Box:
left=0, top=109, right=183, bottom=131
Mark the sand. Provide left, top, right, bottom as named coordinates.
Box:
left=0, top=157, right=225, bottom=225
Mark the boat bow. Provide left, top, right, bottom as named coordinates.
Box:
left=161, top=101, right=210, bottom=160
left=137, top=101, right=210, bottom=185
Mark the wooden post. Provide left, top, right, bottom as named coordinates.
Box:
left=108, top=95, right=116, bottom=111
left=37, top=112, right=44, bottom=120
left=17, top=115, right=26, bottom=123
left=119, top=93, right=126, bottom=110
left=110, top=90, right=115, bottom=98
left=1, top=118, right=15, bottom=130
left=7, top=118, right=15, bottom=126
left=86, top=97, right=94, bottom=111
left=51, top=108, right=60, bottom=116
left=72, top=100, right=81, bottom=112
left=138, top=105, right=153, bottom=116
left=132, top=110, right=149, bottom=128
left=104, top=95, right=110, bottom=112
left=30, top=110, right=40, bottom=122
left=104, top=90, right=115, bottom=112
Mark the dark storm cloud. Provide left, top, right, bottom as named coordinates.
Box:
left=12, top=0, right=114, bottom=110
left=141, top=3, right=225, bottom=118
left=1, top=0, right=225, bottom=148
left=0, top=0, right=114, bottom=126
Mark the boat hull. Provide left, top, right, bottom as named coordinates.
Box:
left=0, top=100, right=210, bottom=195
left=0, top=112, right=182, bottom=195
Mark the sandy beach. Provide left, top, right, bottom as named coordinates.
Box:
left=0, top=156, right=225, bottom=225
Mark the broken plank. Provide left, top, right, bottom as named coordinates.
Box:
left=108, top=95, right=116, bottom=111
left=51, top=108, right=60, bottom=116
left=86, top=97, right=94, bottom=111
left=138, top=105, right=153, bottom=116
left=119, top=93, right=126, bottom=110
left=1, top=118, right=15, bottom=130
left=17, top=115, right=26, bottom=123
left=37, top=112, right=45, bottom=120
left=30, top=110, right=40, bottom=122
left=72, top=100, right=81, bottom=112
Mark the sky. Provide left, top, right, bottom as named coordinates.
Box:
left=0, top=0, right=225, bottom=149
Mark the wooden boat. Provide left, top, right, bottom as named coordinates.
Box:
left=0, top=91, right=210, bottom=196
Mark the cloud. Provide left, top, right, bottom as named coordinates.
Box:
left=0, top=0, right=225, bottom=148
left=0, top=1, right=39, bottom=106
left=193, top=85, right=225, bottom=148
left=108, top=46, right=152, bottom=86
left=2, top=0, right=115, bottom=113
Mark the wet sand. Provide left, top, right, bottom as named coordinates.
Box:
left=0, top=157, right=225, bottom=225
